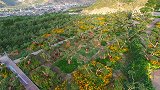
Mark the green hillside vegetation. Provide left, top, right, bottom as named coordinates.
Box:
left=0, top=13, right=82, bottom=58
left=140, top=0, right=160, bottom=12
left=0, top=11, right=160, bottom=89
left=0, top=0, right=160, bottom=90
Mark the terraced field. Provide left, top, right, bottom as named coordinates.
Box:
left=0, top=10, right=160, bottom=89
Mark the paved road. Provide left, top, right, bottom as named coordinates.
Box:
left=146, top=18, right=160, bottom=34
left=0, top=55, right=39, bottom=90
left=152, top=12, right=160, bottom=16
left=148, top=18, right=160, bottom=28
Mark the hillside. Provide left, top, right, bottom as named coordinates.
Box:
left=0, top=0, right=160, bottom=90
left=1, top=0, right=18, bottom=6
left=82, top=0, right=148, bottom=14
left=0, top=1, right=6, bottom=7
left=0, top=0, right=95, bottom=7
left=0, top=11, right=160, bottom=89
left=0, top=1, right=5, bottom=5
left=0, top=0, right=47, bottom=6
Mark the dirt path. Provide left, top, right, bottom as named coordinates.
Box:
left=147, top=18, right=160, bottom=90
left=151, top=70, right=160, bottom=90
left=146, top=18, right=160, bottom=34
left=152, top=12, right=160, bottom=16
left=148, top=18, right=160, bottom=28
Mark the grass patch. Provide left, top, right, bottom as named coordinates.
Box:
left=54, top=57, right=79, bottom=73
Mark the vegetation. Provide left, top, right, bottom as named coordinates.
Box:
left=0, top=66, right=25, bottom=90
left=140, top=0, right=160, bottom=12
left=0, top=1, right=160, bottom=89
left=0, top=13, right=82, bottom=58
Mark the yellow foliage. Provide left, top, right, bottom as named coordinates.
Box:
left=55, top=81, right=67, bottom=90
left=109, top=45, right=118, bottom=52
left=91, top=60, right=96, bottom=66
left=42, top=34, right=51, bottom=38
left=109, top=56, right=122, bottom=62
left=78, top=21, right=84, bottom=24
left=156, top=22, right=160, bottom=28
left=52, top=29, right=64, bottom=34
left=102, top=29, right=109, bottom=33
left=79, top=25, right=86, bottom=30
left=151, top=60, right=160, bottom=66
left=99, top=21, right=105, bottom=25
left=153, top=50, right=160, bottom=56
left=122, top=47, right=129, bottom=52
left=115, top=56, right=121, bottom=61
left=134, top=17, right=141, bottom=21
left=148, top=44, right=153, bottom=48
left=2, top=74, right=7, bottom=78
left=73, top=61, right=113, bottom=89
left=97, top=17, right=105, bottom=21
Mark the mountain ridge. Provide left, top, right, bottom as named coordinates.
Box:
left=0, top=0, right=95, bottom=7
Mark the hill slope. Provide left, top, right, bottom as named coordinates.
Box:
left=1, top=0, right=18, bottom=6
left=0, top=1, right=6, bottom=7
left=0, top=0, right=48, bottom=6
left=0, top=11, right=159, bottom=90
left=0, top=0, right=95, bottom=7
left=83, top=0, right=148, bottom=14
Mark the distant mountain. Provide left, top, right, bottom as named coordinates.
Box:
left=0, top=1, right=5, bottom=7
left=1, top=0, right=19, bottom=6
left=0, top=0, right=47, bottom=6
left=0, top=0, right=95, bottom=7
left=48, top=0, right=95, bottom=4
